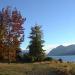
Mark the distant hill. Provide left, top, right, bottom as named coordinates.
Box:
left=21, top=50, right=29, bottom=55
left=48, top=44, right=75, bottom=56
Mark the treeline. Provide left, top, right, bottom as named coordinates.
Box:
left=0, top=6, right=52, bottom=63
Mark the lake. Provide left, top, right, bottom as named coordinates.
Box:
left=49, top=55, right=75, bottom=62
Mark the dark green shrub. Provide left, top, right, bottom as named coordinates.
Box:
left=23, top=54, right=37, bottom=62
left=29, top=56, right=37, bottom=62
left=58, top=58, right=63, bottom=63
left=44, top=57, right=53, bottom=61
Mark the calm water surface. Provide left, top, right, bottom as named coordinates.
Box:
left=49, top=55, right=75, bottom=62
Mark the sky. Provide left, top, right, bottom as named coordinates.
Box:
left=0, top=0, right=75, bottom=53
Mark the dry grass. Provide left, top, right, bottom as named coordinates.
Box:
left=0, top=61, right=74, bottom=75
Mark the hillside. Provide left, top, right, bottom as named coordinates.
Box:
left=48, top=44, right=75, bottom=56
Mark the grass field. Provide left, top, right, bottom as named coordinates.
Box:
left=0, top=61, right=75, bottom=75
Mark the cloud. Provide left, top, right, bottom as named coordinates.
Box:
left=43, top=44, right=59, bottom=53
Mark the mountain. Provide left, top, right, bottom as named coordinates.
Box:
left=48, top=44, right=75, bottom=56
left=21, top=50, right=29, bottom=55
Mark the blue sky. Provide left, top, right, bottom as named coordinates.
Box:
left=0, top=0, right=75, bottom=53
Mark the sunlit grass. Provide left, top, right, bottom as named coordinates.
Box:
left=0, top=61, right=74, bottom=75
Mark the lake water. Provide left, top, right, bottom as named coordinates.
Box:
left=49, top=55, right=75, bottom=62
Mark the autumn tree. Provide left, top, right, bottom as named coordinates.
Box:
left=28, top=25, right=45, bottom=61
left=0, top=11, right=4, bottom=60
left=0, top=7, right=25, bottom=62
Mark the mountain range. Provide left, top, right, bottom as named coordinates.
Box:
left=21, top=50, right=29, bottom=55
left=48, top=44, right=75, bottom=56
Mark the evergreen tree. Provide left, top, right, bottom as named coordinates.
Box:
left=29, top=25, right=45, bottom=61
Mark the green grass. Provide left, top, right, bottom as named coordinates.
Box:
left=0, top=61, right=74, bottom=75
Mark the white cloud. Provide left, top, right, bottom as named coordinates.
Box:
left=43, top=44, right=59, bottom=53
left=62, top=42, right=75, bottom=46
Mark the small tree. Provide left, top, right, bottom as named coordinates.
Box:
left=28, top=25, right=45, bottom=61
